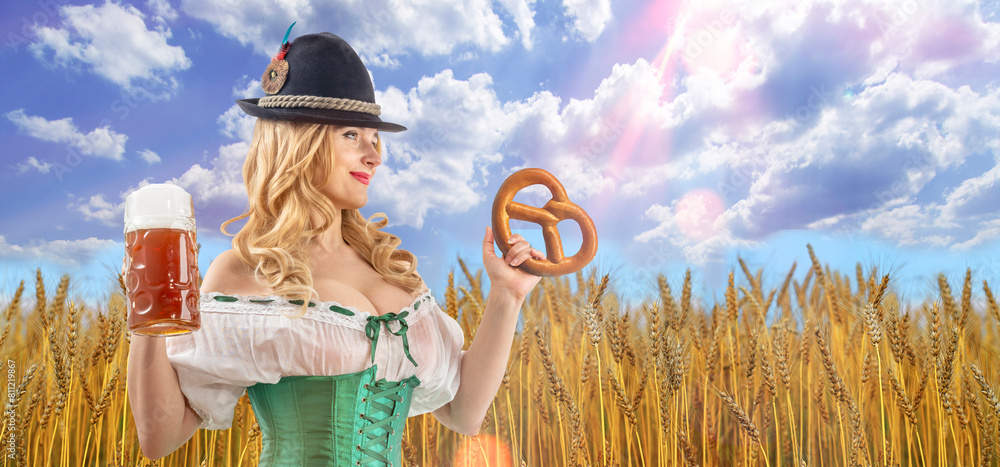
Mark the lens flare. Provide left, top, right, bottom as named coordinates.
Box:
left=676, top=188, right=725, bottom=240
left=678, top=3, right=756, bottom=78
left=453, top=434, right=512, bottom=467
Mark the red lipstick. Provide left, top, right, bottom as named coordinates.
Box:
left=350, top=172, right=370, bottom=185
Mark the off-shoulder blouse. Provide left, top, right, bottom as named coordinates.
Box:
left=164, top=290, right=465, bottom=430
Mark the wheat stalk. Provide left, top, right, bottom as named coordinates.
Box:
left=715, top=387, right=761, bottom=445
left=659, top=274, right=679, bottom=332
left=938, top=273, right=959, bottom=324
left=968, top=362, right=1000, bottom=422
left=678, top=430, right=699, bottom=466
left=984, top=280, right=999, bottom=327
left=444, top=272, right=458, bottom=320
left=885, top=364, right=917, bottom=424
left=938, top=327, right=960, bottom=413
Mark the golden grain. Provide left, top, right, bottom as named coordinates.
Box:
left=960, top=268, right=972, bottom=328
left=0, top=280, right=24, bottom=351
left=5, top=248, right=1000, bottom=465
left=658, top=274, right=679, bottom=332
left=715, top=387, right=761, bottom=445
left=938, top=273, right=959, bottom=324
left=444, top=271, right=458, bottom=320
left=985, top=280, right=999, bottom=327
left=968, top=362, right=1000, bottom=422
left=680, top=269, right=692, bottom=331
left=938, top=327, right=960, bottom=413
left=885, top=364, right=917, bottom=424
left=677, top=430, right=698, bottom=466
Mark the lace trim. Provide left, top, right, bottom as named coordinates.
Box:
left=198, top=290, right=436, bottom=332
left=189, top=400, right=221, bottom=430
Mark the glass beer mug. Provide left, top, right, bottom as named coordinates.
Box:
left=123, top=184, right=201, bottom=336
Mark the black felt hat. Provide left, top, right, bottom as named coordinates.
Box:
left=237, top=30, right=406, bottom=132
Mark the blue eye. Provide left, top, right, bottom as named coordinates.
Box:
left=344, top=131, right=358, bottom=141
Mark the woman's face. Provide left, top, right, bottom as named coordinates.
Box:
left=316, top=126, right=381, bottom=210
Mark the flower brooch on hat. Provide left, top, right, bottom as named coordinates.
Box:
left=261, top=22, right=296, bottom=94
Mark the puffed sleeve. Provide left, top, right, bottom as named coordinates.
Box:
left=164, top=310, right=283, bottom=430
left=408, top=305, right=466, bottom=415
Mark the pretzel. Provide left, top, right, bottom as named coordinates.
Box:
left=491, top=168, right=598, bottom=277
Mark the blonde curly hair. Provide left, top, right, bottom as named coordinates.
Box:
left=221, top=119, right=422, bottom=318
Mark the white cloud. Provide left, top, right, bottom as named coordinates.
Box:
left=562, top=0, right=612, bottom=41
left=170, top=141, right=249, bottom=210
left=215, top=78, right=263, bottom=144
left=14, top=157, right=53, bottom=174
left=518, top=0, right=1000, bottom=257
left=119, top=0, right=1000, bottom=258
left=364, top=53, right=401, bottom=70
left=233, top=77, right=263, bottom=100
left=935, top=160, right=1000, bottom=228
left=146, top=0, right=179, bottom=23
left=218, top=104, right=256, bottom=142
left=944, top=164, right=1000, bottom=208
left=953, top=218, right=1000, bottom=250
left=603, top=0, right=1000, bottom=254
left=169, top=64, right=660, bottom=230
left=0, top=235, right=118, bottom=267
left=30, top=2, right=190, bottom=98
left=634, top=200, right=755, bottom=264
left=497, top=0, right=537, bottom=49
left=373, top=71, right=510, bottom=227
left=6, top=109, right=128, bottom=160
left=634, top=204, right=675, bottom=243
left=138, top=149, right=161, bottom=164
left=181, top=0, right=515, bottom=59
left=501, top=59, right=674, bottom=199
left=75, top=193, right=125, bottom=226
left=860, top=204, right=936, bottom=245
left=116, top=79, right=259, bottom=232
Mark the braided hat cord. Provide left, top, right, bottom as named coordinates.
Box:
left=258, top=95, right=381, bottom=116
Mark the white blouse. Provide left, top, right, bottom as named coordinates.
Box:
left=164, top=290, right=466, bottom=430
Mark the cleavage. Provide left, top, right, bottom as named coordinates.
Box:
left=312, top=277, right=413, bottom=316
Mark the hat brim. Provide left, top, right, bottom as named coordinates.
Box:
left=236, top=98, right=407, bottom=132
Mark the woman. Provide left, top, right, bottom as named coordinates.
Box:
left=127, top=30, right=542, bottom=465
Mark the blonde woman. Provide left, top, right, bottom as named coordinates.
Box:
left=126, top=31, right=542, bottom=465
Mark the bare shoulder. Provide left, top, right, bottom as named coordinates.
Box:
left=201, top=249, right=264, bottom=295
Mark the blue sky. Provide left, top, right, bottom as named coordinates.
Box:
left=2, top=0, right=999, bottom=307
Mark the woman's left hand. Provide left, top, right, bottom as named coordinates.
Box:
left=482, top=226, right=544, bottom=301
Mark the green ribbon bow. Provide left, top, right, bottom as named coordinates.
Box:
left=365, top=312, right=418, bottom=367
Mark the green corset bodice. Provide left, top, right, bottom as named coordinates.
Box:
left=246, top=366, right=421, bottom=467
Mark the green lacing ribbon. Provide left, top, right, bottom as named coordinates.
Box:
left=364, top=312, right=418, bottom=367
left=211, top=295, right=354, bottom=314
left=357, top=379, right=408, bottom=466
left=212, top=295, right=274, bottom=303
left=330, top=305, right=355, bottom=316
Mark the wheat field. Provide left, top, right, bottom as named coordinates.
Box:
left=1, top=244, right=999, bottom=466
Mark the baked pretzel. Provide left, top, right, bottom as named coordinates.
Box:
left=491, top=168, right=598, bottom=277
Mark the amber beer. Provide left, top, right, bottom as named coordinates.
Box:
left=124, top=184, right=201, bottom=336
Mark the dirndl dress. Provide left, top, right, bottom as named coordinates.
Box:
left=165, top=290, right=465, bottom=466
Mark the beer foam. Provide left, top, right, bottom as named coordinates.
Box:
left=124, top=183, right=196, bottom=232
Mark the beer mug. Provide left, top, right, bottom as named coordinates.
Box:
left=123, top=184, right=201, bottom=336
